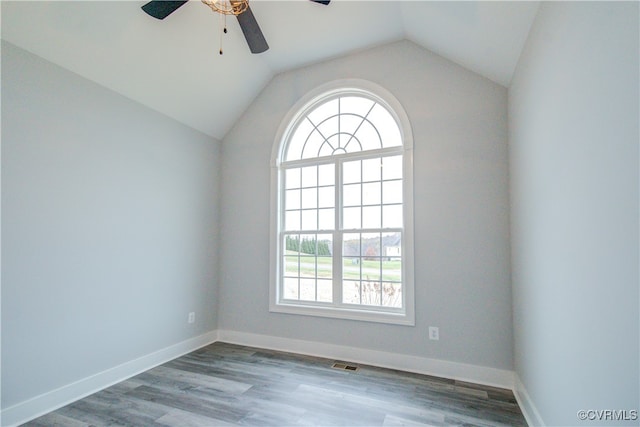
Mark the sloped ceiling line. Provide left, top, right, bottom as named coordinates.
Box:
left=1, top=1, right=539, bottom=139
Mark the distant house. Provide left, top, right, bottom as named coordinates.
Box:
left=385, top=246, right=401, bottom=258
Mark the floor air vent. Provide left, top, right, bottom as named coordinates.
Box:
left=332, top=362, right=359, bottom=372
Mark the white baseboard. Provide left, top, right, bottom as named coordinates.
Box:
left=513, top=374, right=545, bottom=427
left=1, top=330, right=219, bottom=427
left=217, top=329, right=515, bottom=390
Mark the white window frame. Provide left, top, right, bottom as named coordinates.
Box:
left=269, top=79, right=415, bottom=326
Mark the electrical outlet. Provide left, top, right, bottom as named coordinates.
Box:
left=429, top=326, right=439, bottom=340
left=188, top=312, right=195, bottom=324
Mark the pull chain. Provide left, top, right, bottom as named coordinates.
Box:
left=219, top=12, right=227, bottom=55
left=202, top=0, right=249, bottom=55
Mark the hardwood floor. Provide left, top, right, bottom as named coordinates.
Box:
left=24, top=342, right=527, bottom=426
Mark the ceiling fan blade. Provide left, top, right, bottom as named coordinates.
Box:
left=141, top=1, right=188, bottom=20
left=236, top=5, right=269, bottom=54
left=310, top=0, right=331, bottom=4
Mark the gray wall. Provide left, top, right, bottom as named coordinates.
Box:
left=1, top=42, right=220, bottom=408
left=219, top=40, right=513, bottom=370
left=509, top=2, right=639, bottom=425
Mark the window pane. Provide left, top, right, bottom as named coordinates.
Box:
left=301, top=188, right=317, bottom=209
left=318, top=164, right=335, bottom=186
left=362, top=182, right=381, bottom=205
left=283, top=278, right=299, bottom=299
left=382, top=232, right=401, bottom=255
left=284, top=255, right=299, bottom=276
left=317, top=279, right=333, bottom=302
left=318, top=187, right=334, bottom=208
left=343, top=207, right=361, bottom=229
left=382, top=156, right=403, bottom=180
left=307, top=98, right=338, bottom=125
left=361, top=281, right=381, bottom=306
left=382, top=180, right=402, bottom=204
left=317, top=258, right=332, bottom=279
left=362, top=240, right=381, bottom=281
left=286, top=121, right=313, bottom=161
left=318, top=208, right=335, bottom=230
left=382, top=257, right=401, bottom=282
left=382, top=205, right=403, bottom=228
left=362, top=261, right=381, bottom=282
left=362, top=233, right=380, bottom=257
left=382, top=283, right=402, bottom=308
left=299, top=234, right=317, bottom=255
left=344, top=138, right=364, bottom=154
left=286, top=189, right=301, bottom=210
left=343, top=256, right=360, bottom=281
left=343, top=280, right=361, bottom=304
left=343, top=160, right=361, bottom=184
left=317, top=233, right=333, bottom=256
left=355, top=122, right=382, bottom=152
left=341, top=96, right=375, bottom=117
left=369, top=104, right=402, bottom=148
left=301, top=166, right=317, bottom=187
left=286, top=168, right=301, bottom=189
left=301, top=210, right=318, bottom=230
left=343, top=233, right=361, bottom=256
left=317, top=116, right=339, bottom=145
left=339, top=114, right=364, bottom=144
left=285, top=234, right=299, bottom=250
left=362, top=158, right=382, bottom=182
left=299, top=256, right=315, bottom=278
left=318, top=141, right=334, bottom=158
left=302, top=130, right=326, bottom=160
left=285, top=211, right=300, bottom=231
left=300, top=278, right=316, bottom=301
left=343, top=184, right=361, bottom=206
left=362, top=206, right=381, bottom=229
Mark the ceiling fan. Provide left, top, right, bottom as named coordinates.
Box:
left=141, top=0, right=330, bottom=54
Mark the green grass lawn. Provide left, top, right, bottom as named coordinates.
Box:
left=284, top=250, right=401, bottom=281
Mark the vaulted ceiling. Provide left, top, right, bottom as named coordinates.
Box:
left=1, top=1, right=540, bottom=140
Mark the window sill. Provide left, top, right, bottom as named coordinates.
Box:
left=270, top=301, right=415, bottom=326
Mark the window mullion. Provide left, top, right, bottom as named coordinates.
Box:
left=379, top=230, right=383, bottom=307
left=359, top=161, right=364, bottom=305
left=333, top=159, right=342, bottom=305
left=316, top=166, right=320, bottom=302
left=279, top=171, right=285, bottom=301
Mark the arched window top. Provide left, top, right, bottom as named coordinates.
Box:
left=283, top=92, right=403, bottom=162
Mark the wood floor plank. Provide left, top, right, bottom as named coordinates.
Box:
left=22, top=342, right=527, bottom=427
left=22, top=412, right=91, bottom=427
left=155, top=409, right=236, bottom=427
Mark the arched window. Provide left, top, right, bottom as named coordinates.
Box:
left=270, top=81, right=414, bottom=325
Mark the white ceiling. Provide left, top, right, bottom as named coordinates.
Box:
left=1, top=0, right=540, bottom=140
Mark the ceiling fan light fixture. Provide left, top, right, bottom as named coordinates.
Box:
left=201, top=0, right=249, bottom=16
left=142, top=0, right=327, bottom=55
